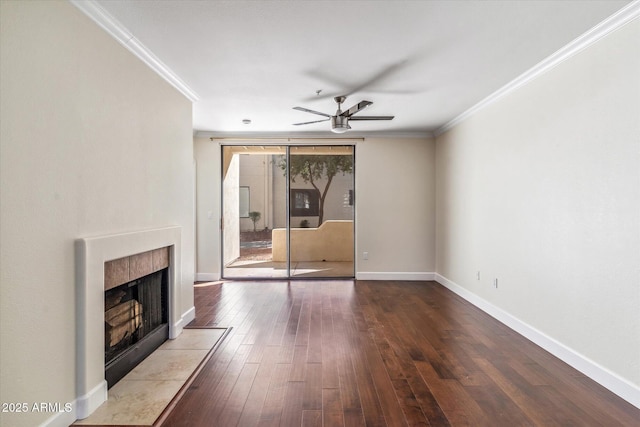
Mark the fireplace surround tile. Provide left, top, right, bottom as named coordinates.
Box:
left=75, top=226, right=186, bottom=420
left=104, top=246, right=171, bottom=292
left=129, top=250, right=153, bottom=281
left=153, top=247, right=169, bottom=271
left=104, top=257, right=129, bottom=291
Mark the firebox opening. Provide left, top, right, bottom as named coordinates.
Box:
left=104, top=268, right=169, bottom=388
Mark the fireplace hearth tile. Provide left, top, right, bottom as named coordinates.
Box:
left=161, top=328, right=226, bottom=350
left=74, top=379, right=183, bottom=426
left=73, top=328, right=228, bottom=426
left=125, top=348, right=209, bottom=382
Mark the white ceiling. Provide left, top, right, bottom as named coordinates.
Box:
left=93, top=0, right=630, bottom=136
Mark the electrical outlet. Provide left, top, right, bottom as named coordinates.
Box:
left=363, top=252, right=369, bottom=260
left=493, top=278, right=498, bottom=289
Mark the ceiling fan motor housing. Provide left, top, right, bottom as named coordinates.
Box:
left=331, top=115, right=350, bottom=133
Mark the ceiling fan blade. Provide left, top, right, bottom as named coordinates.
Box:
left=341, top=100, right=373, bottom=118
left=303, top=88, right=423, bottom=102
left=293, top=106, right=331, bottom=117
left=303, top=58, right=413, bottom=101
left=348, top=116, right=395, bottom=121
left=344, top=60, right=409, bottom=97
left=293, top=118, right=331, bottom=126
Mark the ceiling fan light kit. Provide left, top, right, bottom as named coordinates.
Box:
left=330, top=116, right=350, bottom=133
left=293, top=96, right=394, bottom=133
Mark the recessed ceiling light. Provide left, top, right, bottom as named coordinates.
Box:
left=242, top=119, right=251, bottom=124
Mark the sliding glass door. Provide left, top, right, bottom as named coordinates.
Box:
left=288, top=146, right=354, bottom=277
left=221, top=145, right=288, bottom=278
left=221, top=144, right=354, bottom=279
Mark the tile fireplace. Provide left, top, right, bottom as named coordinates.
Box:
left=104, top=248, right=169, bottom=388
left=75, top=226, right=189, bottom=419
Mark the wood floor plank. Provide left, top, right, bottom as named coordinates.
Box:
left=415, top=360, right=494, bottom=427
left=266, top=294, right=294, bottom=346
left=307, top=292, right=323, bottom=363
left=255, top=362, right=290, bottom=427
left=190, top=343, right=253, bottom=425
left=215, top=362, right=260, bottom=427
left=284, top=294, right=304, bottom=342
left=238, top=286, right=281, bottom=345
left=236, top=345, right=281, bottom=426
left=366, top=295, right=450, bottom=426
left=349, top=334, right=387, bottom=427
left=574, top=375, right=640, bottom=426
left=332, top=297, right=363, bottom=415
left=356, top=326, right=410, bottom=426
left=464, top=383, right=535, bottom=426
left=295, top=298, right=312, bottom=347
left=391, top=378, right=430, bottom=427
left=303, top=362, right=323, bottom=410
left=162, top=280, right=640, bottom=427
left=302, top=410, right=323, bottom=427
left=321, top=296, right=339, bottom=389
left=280, top=381, right=305, bottom=427
left=473, top=357, right=561, bottom=426
left=322, top=388, right=345, bottom=427
left=336, top=346, right=363, bottom=415
left=290, top=345, right=308, bottom=381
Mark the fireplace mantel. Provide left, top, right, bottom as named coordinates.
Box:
left=75, top=226, right=187, bottom=419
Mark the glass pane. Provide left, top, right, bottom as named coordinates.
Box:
left=222, top=145, right=288, bottom=278
left=239, top=187, right=250, bottom=218
left=288, top=146, right=355, bottom=278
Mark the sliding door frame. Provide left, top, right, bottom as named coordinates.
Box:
left=219, top=139, right=358, bottom=280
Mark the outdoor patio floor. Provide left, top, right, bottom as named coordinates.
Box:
left=223, top=259, right=354, bottom=278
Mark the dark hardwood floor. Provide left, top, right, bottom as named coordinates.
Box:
left=162, top=280, right=639, bottom=426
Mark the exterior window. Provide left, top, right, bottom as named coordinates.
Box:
left=290, top=189, right=319, bottom=216
left=239, top=186, right=249, bottom=218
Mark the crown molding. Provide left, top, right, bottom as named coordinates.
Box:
left=69, top=0, right=199, bottom=102
left=193, top=130, right=434, bottom=140
left=434, top=0, right=640, bottom=137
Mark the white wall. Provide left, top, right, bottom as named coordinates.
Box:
left=435, top=18, right=639, bottom=397
left=356, top=138, right=436, bottom=279
left=0, top=2, right=195, bottom=426
left=194, top=137, right=221, bottom=281
left=194, top=137, right=436, bottom=280
left=223, top=155, right=241, bottom=264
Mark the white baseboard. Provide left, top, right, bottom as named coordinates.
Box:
left=196, top=272, right=220, bottom=282
left=434, top=273, right=640, bottom=409
left=39, top=407, right=80, bottom=427
left=356, top=271, right=435, bottom=281
left=182, top=306, right=196, bottom=325
left=67, top=380, right=107, bottom=423
left=171, top=306, right=196, bottom=338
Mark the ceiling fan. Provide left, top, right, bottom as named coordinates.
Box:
left=293, top=96, right=394, bottom=133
